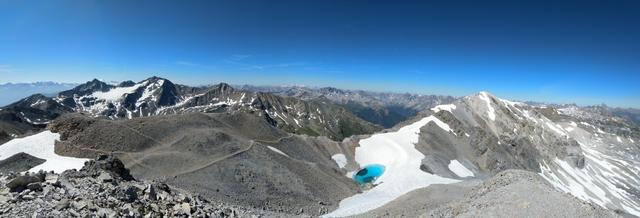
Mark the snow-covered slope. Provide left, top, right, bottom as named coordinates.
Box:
left=539, top=121, right=640, bottom=216
left=324, top=116, right=460, bottom=217
left=0, top=131, right=88, bottom=173
left=326, top=91, right=639, bottom=217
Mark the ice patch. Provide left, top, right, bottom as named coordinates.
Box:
left=0, top=131, right=89, bottom=173
left=267, top=146, right=289, bottom=157
left=448, top=160, right=474, bottom=177
left=332, top=154, right=347, bottom=168
left=546, top=122, right=566, bottom=136
left=91, top=82, right=147, bottom=101
left=478, top=92, right=496, bottom=121
left=324, top=116, right=460, bottom=217
left=430, top=104, right=456, bottom=113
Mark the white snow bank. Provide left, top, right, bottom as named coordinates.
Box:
left=323, top=116, right=460, bottom=217
left=545, top=122, right=566, bottom=136
left=448, top=160, right=474, bottom=177
left=267, top=146, right=290, bottom=157
left=0, top=131, right=89, bottom=173
left=430, top=104, right=456, bottom=113
left=332, top=154, right=347, bottom=168
left=91, top=82, right=147, bottom=101
left=478, top=92, right=496, bottom=121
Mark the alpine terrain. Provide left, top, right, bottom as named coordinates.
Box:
left=0, top=77, right=638, bottom=217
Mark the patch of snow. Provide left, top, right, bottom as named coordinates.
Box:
left=616, top=136, right=622, bottom=143
left=0, top=131, right=89, bottom=173
left=30, top=99, right=47, bottom=108
left=478, top=92, right=496, bottom=121
left=324, top=116, right=460, bottom=217
left=569, top=121, right=578, bottom=127
left=332, top=154, right=348, bottom=168
left=630, top=138, right=635, bottom=143
left=545, top=122, right=566, bottom=136
left=580, top=122, right=596, bottom=129
left=91, top=82, right=147, bottom=101
left=430, top=104, right=456, bottom=113
left=499, top=98, right=524, bottom=107
left=267, top=146, right=289, bottom=157
left=465, top=133, right=470, bottom=137
left=539, top=135, right=640, bottom=217
left=135, top=79, right=164, bottom=107
left=448, top=160, right=474, bottom=177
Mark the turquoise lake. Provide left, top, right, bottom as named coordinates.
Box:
left=353, top=164, right=385, bottom=184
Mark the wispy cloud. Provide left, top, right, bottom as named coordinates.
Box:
left=175, top=61, right=201, bottom=67
left=0, top=64, right=19, bottom=74
left=245, top=62, right=306, bottom=71
left=230, top=54, right=251, bottom=61
left=222, top=54, right=306, bottom=71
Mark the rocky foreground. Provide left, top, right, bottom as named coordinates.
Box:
left=0, top=155, right=284, bottom=217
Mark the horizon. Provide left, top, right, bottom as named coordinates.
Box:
left=1, top=76, right=637, bottom=110
left=1, top=0, right=639, bottom=108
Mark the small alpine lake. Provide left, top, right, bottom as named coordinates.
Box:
left=353, top=164, right=385, bottom=185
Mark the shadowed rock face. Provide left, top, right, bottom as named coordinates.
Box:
left=63, top=154, right=134, bottom=181
left=0, top=152, right=46, bottom=174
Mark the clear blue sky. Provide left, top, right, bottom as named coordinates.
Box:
left=0, top=0, right=639, bottom=108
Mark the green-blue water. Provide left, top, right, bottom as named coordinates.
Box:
left=353, top=164, right=385, bottom=184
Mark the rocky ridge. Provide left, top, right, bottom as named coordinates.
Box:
left=0, top=155, right=283, bottom=217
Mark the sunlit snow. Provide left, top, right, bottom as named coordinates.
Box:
left=0, top=131, right=89, bottom=173
left=448, top=160, right=474, bottom=177
left=430, top=104, right=456, bottom=113
left=267, top=146, right=290, bottom=157
left=478, top=92, right=496, bottom=121
left=332, top=154, right=347, bottom=168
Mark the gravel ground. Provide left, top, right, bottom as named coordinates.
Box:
left=425, top=169, right=621, bottom=218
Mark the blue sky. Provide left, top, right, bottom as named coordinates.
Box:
left=1, top=0, right=639, bottom=108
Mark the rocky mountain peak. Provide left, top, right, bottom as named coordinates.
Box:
left=58, top=79, right=113, bottom=97
left=117, top=80, right=135, bottom=87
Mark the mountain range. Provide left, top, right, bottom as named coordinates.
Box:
left=0, top=82, right=79, bottom=107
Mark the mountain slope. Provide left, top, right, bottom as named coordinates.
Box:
left=327, top=91, right=639, bottom=216
left=48, top=112, right=358, bottom=216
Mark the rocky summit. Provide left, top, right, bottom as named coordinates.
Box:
left=0, top=155, right=283, bottom=218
